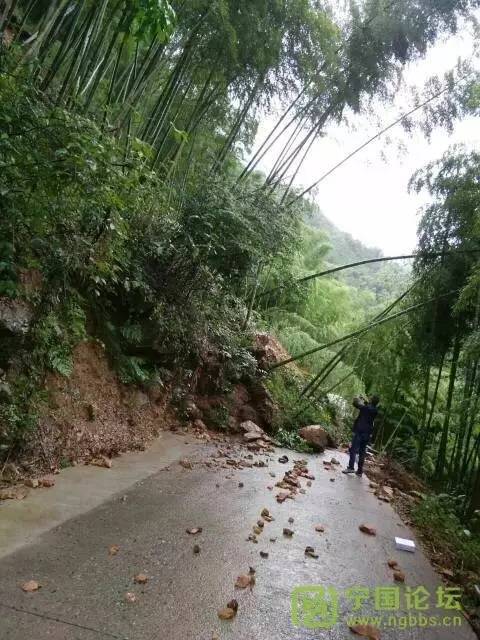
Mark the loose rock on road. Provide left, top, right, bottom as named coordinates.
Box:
left=0, top=433, right=475, bottom=639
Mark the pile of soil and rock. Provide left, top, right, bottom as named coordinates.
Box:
left=0, top=333, right=290, bottom=492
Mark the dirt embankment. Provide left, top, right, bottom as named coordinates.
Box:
left=24, top=341, right=177, bottom=472
left=3, top=333, right=284, bottom=479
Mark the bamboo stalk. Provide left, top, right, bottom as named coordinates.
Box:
left=242, top=262, right=263, bottom=331
left=434, top=335, right=461, bottom=480
left=270, top=290, right=459, bottom=370
left=287, top=71, right=475, bottom=206
left=259, top=249, right=480, bottom=299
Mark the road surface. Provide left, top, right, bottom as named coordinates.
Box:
left=0, top=432, right=475, bottom=639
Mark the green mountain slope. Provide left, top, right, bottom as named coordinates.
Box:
left=306, top=205, right=409, bottom=300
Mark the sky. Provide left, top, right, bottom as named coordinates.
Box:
left=255, top=21, right=479, bottom=256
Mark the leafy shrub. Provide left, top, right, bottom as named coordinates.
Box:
left=117, top=356, right=154, bottom=385
left=413, top=494, right=480, bottom=573
left=266, top=369, right=332, bottom=432
left=31, top=300, right=87, bottom=377
left=275, top=428, right=314, bottom=453
left=0, top=375, right=40, bottom=450
left=203, top=405, right=229, bottom=430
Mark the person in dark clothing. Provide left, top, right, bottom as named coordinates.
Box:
left=342, top=394, right=380, bottom=477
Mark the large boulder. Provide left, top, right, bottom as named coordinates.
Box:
left=243, top=431, right=264, bottom=442
left=298, top=425, right=336, bottom=452
left=239, top=420, right=264, bottom=435
left=0, top=298, right=33, bottom=335
left=238, top=404, right=259, bottom=423
left=248, top=381, right=277, bottom=429
left=0, top=298, right=34, bottom=368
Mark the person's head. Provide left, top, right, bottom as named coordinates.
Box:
left=369, top=394, right=380, bottom=406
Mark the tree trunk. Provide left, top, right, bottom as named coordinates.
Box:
left=460, top=375, right=480, bottom=478
left=416, top=364, right=431, bottom=472
left=453, top=362, right=477, bottom=482
left=466, top=458, right=480, bottom=521
left=435, top=336, right=461, bottom=480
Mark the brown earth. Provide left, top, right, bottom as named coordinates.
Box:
left=252, top=332, right=303, bottom=374
left=21, top=341, right=179, bottom=474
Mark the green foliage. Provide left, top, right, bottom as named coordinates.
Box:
left=203, top=404, right=229, bottom=431
left=259, top=221, right=376, bottom=399
left=275, top=428, right=314, bottom=453
left=0, top=240, right=18, bottom=298
left=117, top=356, right=153, bottom=385
left=130, top=0, right=176, bottom=42
left=0, top=375, right=40, bottom=449
left=266, top=369, right=331, bottom=432
left=413, top=494, right=480, bottom=574
left=31, top=300, right=87, bottom=377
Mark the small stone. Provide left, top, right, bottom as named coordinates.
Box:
left=24, top=478, right=39, bottom=489
left=186, top=527, right=203, bottom=535
left=283, top=528, right=294, bottom=537
left=39, top=475, right=55, bottom=488
left=0, top=486, right=29, bottom=500
left=359, top=524, right=376, bottom=536
left=86, top=403, right=96, bottom=421
left=288, top=517, right=294, bottom=524
left=393, top=570, right=406, bottom=582
left=238, top=482, right=244, bottom=488
left=259, top=551, right=269, bottom=558
left=227, top=598, right=238, bottom=612
left=21, top=580, right=40, bottom=592
left=193, top=545, right=201, bottom=554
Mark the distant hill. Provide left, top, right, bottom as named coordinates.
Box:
left=308, top=208, right=382, bottom=264
left=305, top=206, right=409, bottom=300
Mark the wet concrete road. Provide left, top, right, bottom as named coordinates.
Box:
left=0, top=436, right=476, bottom=640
